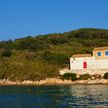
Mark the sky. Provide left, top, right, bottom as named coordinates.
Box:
left=0, top=0, right=108, bottom=40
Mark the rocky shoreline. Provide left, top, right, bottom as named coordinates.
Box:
left=0, top=78, right=108, bottom=86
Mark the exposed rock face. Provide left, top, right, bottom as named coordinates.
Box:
left=0, top=78, right=108, bottom=86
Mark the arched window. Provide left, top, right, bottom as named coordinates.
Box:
left=83, top=62, right=87, bottom=69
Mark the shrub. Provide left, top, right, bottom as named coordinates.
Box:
left=42, top=51, right=69, bottom=66
left=79, top=74, right=90, bottom=80
left=50, top=37, right=68, bottom=45
left=2, top=49, right=12, bottom=57
left=42, top=51, right=54, bottom=61
left=25, top=51, right=36, bottom=60
left=61, top=73, right=77, bottom=81
left=104, top=72, right=108, bottom=79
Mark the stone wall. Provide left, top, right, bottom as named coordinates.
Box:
left=60, top=68, right=108, bottom=76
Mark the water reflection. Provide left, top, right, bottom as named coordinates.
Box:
left=0, top=85, right=107, bottom=108
left=67, top=85, right=108, bottom=107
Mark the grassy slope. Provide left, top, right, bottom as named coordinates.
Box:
left=0, top=28, right=108, bottom=81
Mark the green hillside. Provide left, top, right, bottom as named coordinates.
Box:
left=0, top=28, right=108, bottom=81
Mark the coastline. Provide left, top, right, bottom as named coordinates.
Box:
left=0, top=78, right=108, bottom=86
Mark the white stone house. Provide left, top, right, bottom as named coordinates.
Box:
left=60, top=47, right=108, bottom=76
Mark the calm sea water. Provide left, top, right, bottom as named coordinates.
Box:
left=0, top=85, right=107, bottom=108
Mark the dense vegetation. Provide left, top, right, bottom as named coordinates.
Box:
left=79, top=74, right=90, bottom=80
left=0, top=28, right=108, bottom=81
left=104, top=72, right=108, bottom=79
left=61, top=73, right=77, bottom=81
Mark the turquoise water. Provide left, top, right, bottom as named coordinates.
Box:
left=0, top=85, right=107, bottom=108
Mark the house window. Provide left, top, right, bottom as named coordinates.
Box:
left=83, top=62, right=87, bottom=69
left=97, top=52, right=101, bottom=56
left=105, top=51, right=108, bottom=56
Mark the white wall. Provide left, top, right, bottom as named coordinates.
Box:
left=59, top=57, right=108, bottom=75
left=70, top=57, right=108, bottom=70
left=70, top=57, right=95, bottom=70
left=95, top=59, right=108, bottom=69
